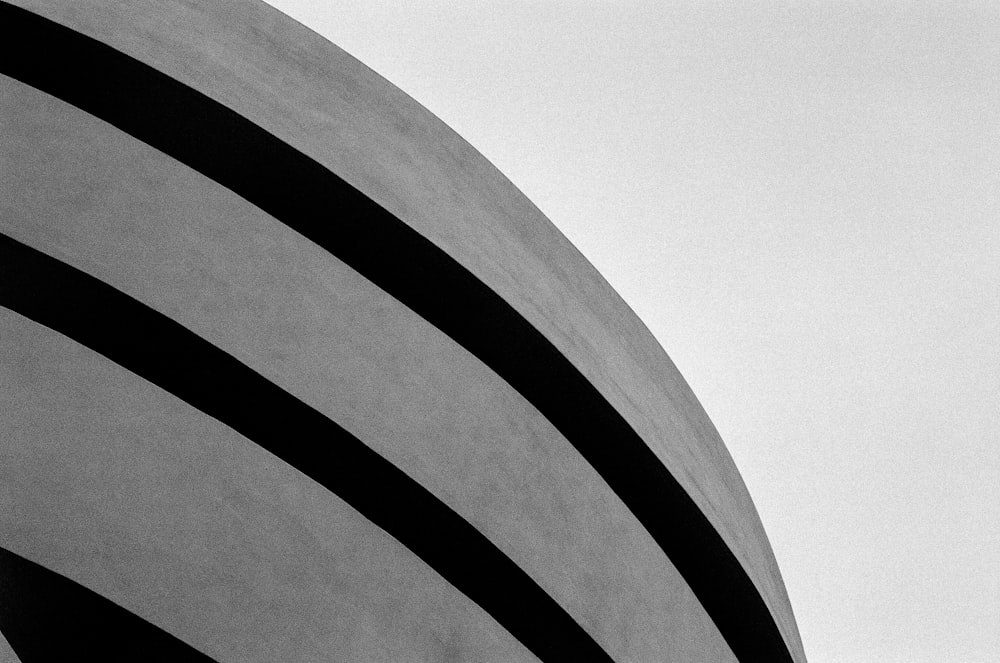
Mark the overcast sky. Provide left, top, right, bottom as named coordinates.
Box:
left=262, top=2, right=999, bottom=661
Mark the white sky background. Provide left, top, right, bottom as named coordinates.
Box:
left=263, top=2, right=999, bottom=661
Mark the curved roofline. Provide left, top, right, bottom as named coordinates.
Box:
left=0, top=2, right=805, bottom=661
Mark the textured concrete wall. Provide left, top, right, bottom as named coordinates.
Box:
left=0, top=2, right=804, bottom=662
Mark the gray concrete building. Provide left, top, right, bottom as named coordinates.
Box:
left=0, top=2, right=805, bottom=661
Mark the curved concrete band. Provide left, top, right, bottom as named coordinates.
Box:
left=0, top=2, right=805, bottom=662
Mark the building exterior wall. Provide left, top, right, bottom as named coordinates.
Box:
left=0, top=2, right=805, bottom=662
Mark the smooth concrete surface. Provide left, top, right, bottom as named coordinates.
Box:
left=0, top=310, right=537, bottom=663
left=1, top=73, right=738, bottom=663
left=0, top=4, right=803, bottom=656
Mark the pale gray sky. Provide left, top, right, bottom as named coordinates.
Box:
left=262, top=2, right=999, bottom=661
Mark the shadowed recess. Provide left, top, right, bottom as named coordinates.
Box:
left=0, top=232, right=612, bottom=663
left=0, top=4, right=793, bottom=662
left=0, top=545, right=219, bottom=663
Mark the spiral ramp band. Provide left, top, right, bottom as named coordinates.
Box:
left=0, top=2, right=806, bottom=662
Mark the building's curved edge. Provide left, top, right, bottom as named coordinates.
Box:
left=0, top=3, right=801, bottom=660
left=0, top=2, right=804, bottom=660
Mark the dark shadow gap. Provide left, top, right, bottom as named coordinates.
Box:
left=0, top=545, right=220, bottom=663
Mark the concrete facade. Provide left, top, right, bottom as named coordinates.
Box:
left=0, top=2, right=805, bottom=662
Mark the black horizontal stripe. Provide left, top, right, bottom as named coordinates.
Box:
left=0, top=544, right=220, bottom=663
left=0, top=233, right=612, bottom=662
left=0, top=4, right=794, bottom=662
